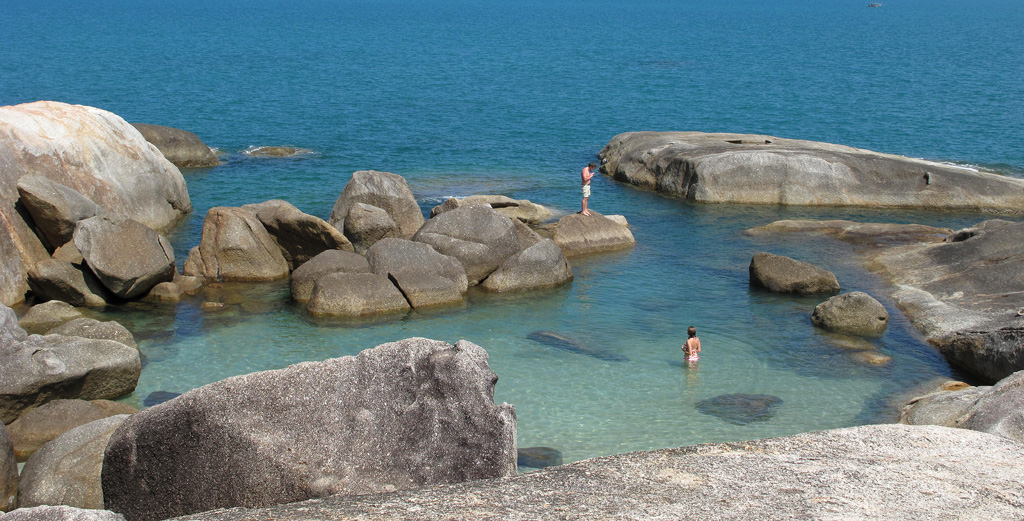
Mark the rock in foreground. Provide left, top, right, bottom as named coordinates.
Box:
left=169, top=424, right=1024, bottom=521
left=600, top=131, right=1024, bottom=213
left=102, top=338, right=516, bottom=521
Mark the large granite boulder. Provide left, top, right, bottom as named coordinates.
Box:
left=811, top=292, right=889, bottom=336
left=480, top=239, right=573, bottom=293
left=306, top=272, right=410, bottom=317
left=0, top=312, right=141, bottom=424
left=412, top=205, right=520, bottom=285
left=342, top=202, right=402, bottom=254
left=18, top=415, right=129, bottom=510
left=46, top=318, right=136, bottom=349
left=17, top=301, right=83, bottom=335
left=0, top=424, right=15, bottom=512
left=430, top=195, right=555, bottom=225
left=900, top=371, right=1024, bottom=444
left=101, top=338, right=517, bottom=521
left=550, top=212, right=635, bottom=257
left=129, top=123, right=218, bottom=168
left=0, top=506, right=126, bottom=521
left=749, top=252, right=839, bottom=294
left=365, top=239, right=468, bottom=309
left=289, top=250, right=370, bottom=304
left=0, top=306, right=26, bottom=351
left=600, top=131, right=1024, bottom=213
left=328, top=171, right=425, bottom=239
left=16, top=176, right=104, bottom=250
left=0, top=101, right=192, bottom=307
left=6, top=399, right=137, bottom=461
left=73, top=215, right=175, bottom=300
left=166, top=425, right=1024, bottom=521
left=242, top=200, right=353, bottom=269
left=182, top=207, right=289, bottom=282
left=27, top=260, right=108, bottom=307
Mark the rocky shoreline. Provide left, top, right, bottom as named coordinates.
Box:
left=2, top=111, right=1024, bottom=519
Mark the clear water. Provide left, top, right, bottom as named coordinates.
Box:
left=3, top=0, right=1023, bottom=464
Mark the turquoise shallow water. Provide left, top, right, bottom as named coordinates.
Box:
left=3, top=0, right=1023, bottom=464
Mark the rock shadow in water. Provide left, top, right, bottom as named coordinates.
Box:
left=695, top=393, right=783, bottom=425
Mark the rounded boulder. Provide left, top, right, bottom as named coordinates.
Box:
left=811, top=291, right=889, bottom=336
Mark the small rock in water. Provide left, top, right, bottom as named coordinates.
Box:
left=144, top=391, right=181, bottom=407
left=696, top=394, right=783, bottom=425
left=517, top=447, right=563, bottom=469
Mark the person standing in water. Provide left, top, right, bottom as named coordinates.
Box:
left=580, top=162, right=596, bottom=216
left=683, top=326, right=701, bottom=361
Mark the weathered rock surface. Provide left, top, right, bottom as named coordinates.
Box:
left=0, top=307, right=141, bottom=424
left=481, top=239, right=573, bottom=292
left=168, top=424, right=1024, bottom=521
left=141, top=282, right=181, bottom=303
left=430, top=195, right=555, bottom=224
left=102, top=338, right=516, bottom=521
left=182, top=207, right=289, bottom=282
left=600, top=131, right=1024, bottom=213
left=551, top=212, right=635, bottom=257
left=0, top=101, right=191, bottom=306
left=129, top=123, right=218, bottom=168
left=0, top=506, right=126, bottom=521
left=749, top=252, right=839, bottom=294
left=413, top=205, right=520, bottom=285
left=16, top=176, right=103, bottom=250
left=0, top=424, right=16, bottom=512
left=902, top=370, right=1024, bottom=445
left=242, top=200, right=353, bottom=269
left=341, top=202, right=401, bottom=254
left=18, top=415, right=129, bottom=510
left=18, top=301, right=83, bottom=335
left=328, top=171, right=425, bottom=239
left=7, top=399, right=136, bottom=461
left=27, top=260, right=108, bottom=307
left=365, top=239, right=468, bottom=308
left=811, top=291, right=889, bottom=336
left=306, top=272, right=410, bottom=317
left=73, top=215, right=175, bottom=299
left=46, top=318, right=136, bottom=349
left=289, top=250, right=370, bottom=304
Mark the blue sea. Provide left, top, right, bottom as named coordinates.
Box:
left=2, top=0, right=1023, bottom=464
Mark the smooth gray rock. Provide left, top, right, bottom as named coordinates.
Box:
left=511, top=218, right=544, bottom=251
left=365, top=238, right=468, bottom=308
left=386, top=271, right=465, bottom=309
left=289, top=250, right=370, bottom=304
left=600, top=131, right=1024, bottom=213
left=0, top=424, right=16, bottom=512
left=0, top=101, right=191, bottom=307
left=899, top=384, right=989, bottom=428
left=73, top=215, right=175, bottom=299
left=1, top=505, right=126, bottom=521
left=167, top=425, right=1024, bottom=521
left=16, top=176, right=103, bottom=250
left=342, top=203, right=401, bottom=254
left=242, top=199, right=353, bottom=269
left=550, top=212, right=635, bottom=258
left=959, top=370, right=1024, bottom=443
left=181, top=206, right=289, bottom=282
left=480, top=239, right=572, bottom=293
left=7, top=399, right=137, bottom=462
left=0, top=306, right=27, bottom=353
left=412, top=205, right=520, bottom=285
left=101, top=338, right=516, bottom=521
left=18, top=415, right=129, bottom=510
left=749, top=252, right=839, bottom=294
left=328, top=171, right=425, bottom=239
left=0, top=334, right=140, bottom=424
left=141, top=282, right=181, bottom=303
left=430, top=195, right=555, bottom=225
left=811, top=291, right=889, bottom=336
left=306, top=272, right=410, bottom=317
left=130, top=123, right=218, bottom=168
left=46, top=318, right=136, bottom=349
left=17, top=301, right=83, bottom=335
left=27, top=260, right=108, bottom=307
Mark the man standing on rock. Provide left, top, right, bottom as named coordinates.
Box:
left=581, top=162, right=596, bottom=216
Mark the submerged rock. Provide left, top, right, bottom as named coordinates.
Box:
left=600, top=131, right=1024, bottom=213
left=695, top=393, right=783, bottom=425
left=517, top=446, right=563, bottom=469
left=130, top=123, right=218, bottom=168
left=142, top=391, right=180, bottom=408
left=526, top=331, right=628, bottom=362
left=101, top=338, right=516, bottom=521
left=748, top=252, right=839, bottom=295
